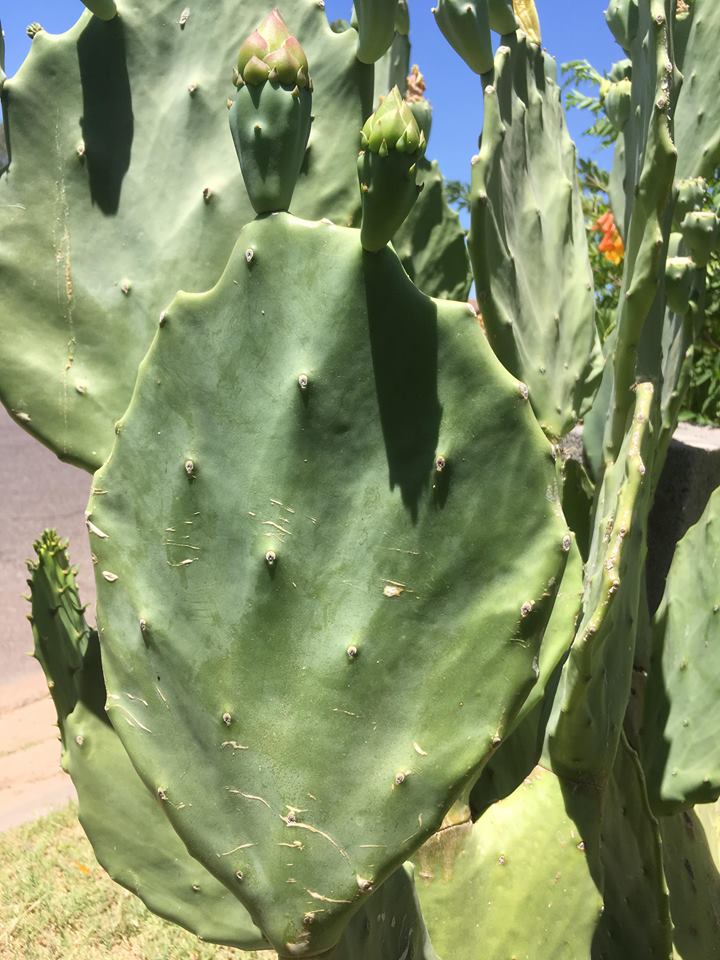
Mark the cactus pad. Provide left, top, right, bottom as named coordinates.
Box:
left=549, top=383, right=656, bottom=781
left=469, top=35, right=601, bottom=440
left=88, top=212, right=571, bottom=955
left=28, top=532, right=267, bottom=949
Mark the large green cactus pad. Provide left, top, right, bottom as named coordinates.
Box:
left=549, top=383, right=656, bottom=781
left=28, top=531, right=266, bottom=949
left=469, top=34, right=601, bottom=440
left=88, top=213, right=571, bottom=955
left=642, top=486, right=720, bottom=812
left=0, top=1, right=372, bottom=471
left=415, top=736, right=672, bottom=959
left=28, top=530, right=442, bottom=956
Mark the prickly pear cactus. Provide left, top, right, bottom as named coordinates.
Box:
left=8, top=0, right=720, bottom=956
left=87, top=209, right=571, bottom=954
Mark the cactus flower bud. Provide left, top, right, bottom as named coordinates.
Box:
left=405, top=65, right=433, bottom=145
left=605, top=0, right=639, bottom=52
left=235, top=10, right=311, bottom=90
left=229, top=11, right=312, bottom=213
left=358, top=87, right=427, bottom=252
left=604, top=78, right=632, bottom=131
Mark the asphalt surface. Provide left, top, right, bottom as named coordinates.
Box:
left=0, top=407, right=95, bottom=698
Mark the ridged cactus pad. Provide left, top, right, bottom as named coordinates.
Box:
left=469, top=34, right=601, bottom=440
left=28, top=532, right=266, bottom=949
left=549, top=383, right=656, bottom=781
left=88, top=212, right=571, bottom=954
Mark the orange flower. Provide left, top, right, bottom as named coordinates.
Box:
left=592, top=211, right=624, bottom=265
left=592, top=211, right=615, bottom=234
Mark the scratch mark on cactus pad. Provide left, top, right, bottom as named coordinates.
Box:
left=270, top=498, right=283, bottom=507
left=413, top=742, right=428, bottom=756
left=102, top=571, right=119, bottom=583
left=278, top=841, right=304, bottom=850
left=216, top=842, right=256, bottom=857
left=228, top=790, right=272, bottom=809
left=262, top=521, right=292, bottom=536
left=385, top=547, right=421, bottom=556
left=281, top=817, right=351, bottom=865
left=222, top=741, right=249, bottom=752
left=107, top=702, right=152, bottom=733
left=167, top=557, right=197, bottom=568
left=155, top=685, right=169, bottom=707
left=125, top=693, right=148, bottom=706
left=333, top=708, right=361, bottom=718
left=306, top=890, right=352, bottom=904
left=164, top=540, right=200, bottom=551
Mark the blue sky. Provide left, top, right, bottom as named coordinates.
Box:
left=1, top=1, right=622, bottom=183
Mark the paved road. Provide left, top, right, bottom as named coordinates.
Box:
left=0, top=407, right=95, bottom=699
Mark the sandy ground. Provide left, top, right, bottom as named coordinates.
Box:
left=0, top=408, right=95, bottom=830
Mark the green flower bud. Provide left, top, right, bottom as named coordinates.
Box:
left=235, top=10, right=311, bottom=88
left=603, top=78, right=632, bottom=131
left=361, top=87, right=424, bottom=157
left=358, top=88, right=426, bottom=251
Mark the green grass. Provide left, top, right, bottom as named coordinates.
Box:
left=0, top=804, right=276, bottom=960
